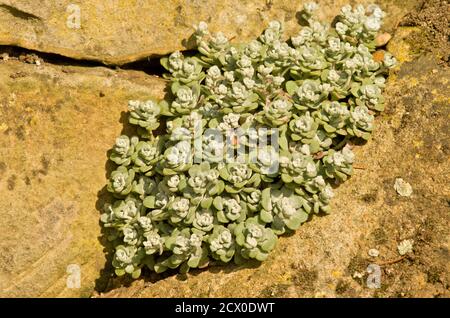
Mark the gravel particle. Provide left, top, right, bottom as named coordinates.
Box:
left=368, top=248, right=380, bottom=257
left=394, top=178, right=413, bottom=197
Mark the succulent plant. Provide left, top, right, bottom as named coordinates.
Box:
left=255, top=97, right=293, bottom=127
left=167, top=197, right=194, bottom=226
left=107, top=166, right=135, bottom=197
left=351, top=82, right=385, bottom=111
left=214, top=195, right=246, bottom=224
left=218, top=162, right=259, bottom=193
left=143, top=230, right=164, bottom=255
left=260, top=186, right=309, bottom=234
left=131, top=139, right=162, bottom=176
left=161, top=53, right=205, bottom=84
left=322, top=146, right=355, bottom=181
left=110, top=135, right=138, bottom=166
left=234, top=217, right=277, bottom=262
left=128, top=99, right=161, bottom=131
left=101, top=195, right=144, bottom=229
left=155, top=228, right=209, bottom=273
left=289, top=79, right=331, bottom=110
left=279, top=150, right=317, bottom=185
left=347, top=105, right=375, bottom=140
left=112, top=245, right=145, bottom=278
left=132, top=175, right=157, bottom=198
left=102, top=2, right=395, bottom=277
left=208, top=225, right=236, bottom=262
left=314, top=101, right=350, bottom=136
left=169, top=83, right=201, bottom=115
left=158, top=140, right=193, bottom=175
left=289, top=112, right=319, bottom=142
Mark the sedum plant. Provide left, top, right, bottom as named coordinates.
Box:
left=102, top=2, right=396, bottom=278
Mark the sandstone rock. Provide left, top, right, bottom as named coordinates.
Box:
left=0, top=0, right=420, bottom=65
left=0, top=60, right=166, bottom=297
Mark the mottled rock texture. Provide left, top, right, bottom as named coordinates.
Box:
left=0, top=0, right=418, bottom=65
left=0, top=61, right=166, bottom=297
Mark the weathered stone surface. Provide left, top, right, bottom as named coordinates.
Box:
left=0, top=0, right=420, bottom=65
left=0, top=60, right=166, bottom=297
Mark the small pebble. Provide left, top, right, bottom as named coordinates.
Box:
left=375, top=33, right=392, bottom=47
left=372, top=50, right=385, bottom=62
left=368, top=248, right=380, bottom=257
left=353, top=271, right=363, bottom=279
left=394, top=178, right=413, bottom=197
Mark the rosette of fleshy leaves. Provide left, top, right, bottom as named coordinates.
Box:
left=166, top=196, right=194, bottom=226
left=213, top=195, right=246, bottom=224
left=101, top=195, right=144, bottom=230
left=221, top=81, right=259, bottom=113
left=265, top=40, right=297, bottom=74
left=314, top=101, right=350, bottom=137
left=347, top=105, right=374, bottom=140
left=183, top=162, right=224, bottom=207
left=234, top=217, right=277, bottom=262
left=239, top=189, right=262, bottom=214
left=128, top=99, right=161, bottom=132
left=142, top=188, right=171, bottom=222
left=167, top=82, right=201, bottom=116
left=166, top=112, right=207, bottom=148
left=193, top=21, right=230, bottom=65
left=112, top=245, right=146, bottom=278
left=255, top=97, right=293, bottom=127
left=154, top=228, right=209, bottom=274
left=193, top=209, right=216, bottom=233
left=289, top=111, right=319, bottom=142
left=335, top=4, right=386, bottom=49
left=321, top=69, right=352, bottom=100
left=287, top=79, right=331, bottom=110
left=218, top=162, right=260, bottom=193
left=322, top=146, right=355, bottom=181
left=290, top=46, right=329, bottom=79
left=208, top=225, right=236, bottom=263
left=259, top=20, right=284, bottom=46
left=350, top=79, right=385, bottom=111
left=107, top=166, right=135, bottom=197
left=248, top=145, right=280, bottom=181
left=279, top=148, right=318, bottom=185
left=306, top=184, right=335, bottom=214
left=159, top=174, right=187, bottom=194
left=259, top=186, right=310, bottom=234
left=156, top=140, right=193, bottom=175
left=131, top=137, right=163, bottom=176
left=143, top=230, right=165, bottom=256
left=109, top=135, right=139, bottom=166
left=160, top=51, right=205, bottom=84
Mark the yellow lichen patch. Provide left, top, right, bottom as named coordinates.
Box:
left=0, top=123, right=8, bottom=133
left=331, top=270, right=342, bottom=279
left=413, top=140, right=424, bottom=148
left=387, top=27, right=422, bottom=64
